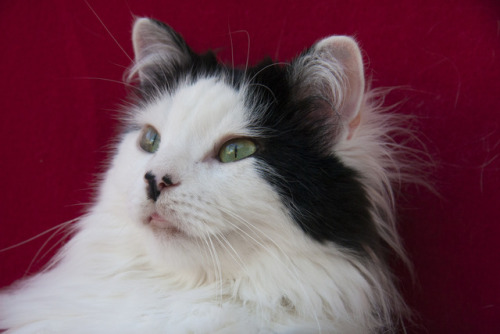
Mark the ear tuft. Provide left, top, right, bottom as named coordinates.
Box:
left=292, top=36, right=365, bottom=139
left=128, top=18, right=192, bottom=83
left=315, top=36, right=365, bottom=125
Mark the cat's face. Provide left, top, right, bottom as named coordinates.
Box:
left=124, top=77, right=290, bottom=261
left=103, top=18, right=378, bottom=275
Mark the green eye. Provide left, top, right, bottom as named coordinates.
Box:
left=139, top=125, right=161, bottom=153
left=219, top=138, right=257, bottom=163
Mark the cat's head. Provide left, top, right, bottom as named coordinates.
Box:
left=102, top=18, right=400, bottom=277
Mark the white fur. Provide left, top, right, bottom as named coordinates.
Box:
left=0, top=25, right=412, bottom=333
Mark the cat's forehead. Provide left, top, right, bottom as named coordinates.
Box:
left=135, top=77, right=252, bottom=142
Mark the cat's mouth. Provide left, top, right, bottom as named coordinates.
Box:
left=147, top=212, right=183, bottom=236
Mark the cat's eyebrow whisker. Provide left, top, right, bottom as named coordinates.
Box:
left=109, top=61, right=130, bottom=71
left=244, top=30, right=250, bottom=77
left=73, top=77, right=140, bottom=91
left=234, top=30, right=251, bottom=78
left=226, top=29, right=251, bottom=82
left=66, top=202, right=97, bottom=208
left=227, top=25, right=235, bottom=86
left=247, top=83, right=278, bottom=105
left=247, top=62, right=289, bottom=84
left=84, top=0, right=133, bottom=63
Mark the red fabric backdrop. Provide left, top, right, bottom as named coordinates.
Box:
left=1, top=0, right=499, bottom=332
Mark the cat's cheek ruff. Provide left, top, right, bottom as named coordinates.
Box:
left=332, top=89, right=416, bottom=268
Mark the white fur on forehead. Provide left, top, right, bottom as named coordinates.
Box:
left=133, top=77, right=251, bottom=151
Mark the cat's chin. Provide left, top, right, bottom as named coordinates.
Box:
left=147, top=212, right=184, bottom=237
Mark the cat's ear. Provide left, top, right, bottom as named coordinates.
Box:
left=129, top=18, right=192, bottom=83
left=293, top=36, right=365, bottom=139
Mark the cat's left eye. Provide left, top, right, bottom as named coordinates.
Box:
left=219, top=138, right=257, bottom=163
left=139, top=125, right=161, bottom=153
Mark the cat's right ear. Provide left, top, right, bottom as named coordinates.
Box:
left=128, top=18, right=192, bottom=83
left=291, top=36, right=365, bottom=141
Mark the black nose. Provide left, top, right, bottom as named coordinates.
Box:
left=145, top=172, right=160, bottom=201
left=161, top=175, right=174, bottom=187
left=144, top=172, right=176, bottom=201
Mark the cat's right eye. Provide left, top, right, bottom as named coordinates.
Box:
left=218, top=138, right=257, bottom=163
left=139, top=125, right=161, bottom=153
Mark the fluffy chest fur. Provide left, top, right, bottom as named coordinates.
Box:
left=0, top=18, right=411, bottom=334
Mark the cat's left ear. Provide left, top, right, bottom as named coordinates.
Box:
left=129, top=18, right=193, bottom=83
left=293, top=36, right=365, bottom=139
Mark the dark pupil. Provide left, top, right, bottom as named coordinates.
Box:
left=233, top=144, right=238, bottom=158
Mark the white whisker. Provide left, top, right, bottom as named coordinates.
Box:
left=227, top=25, right=235, bottom=86
left=24, top=221, right=73, bottom=277
left=0, top=218, right=78, bottom=253
left=205, top=206, right=321, bottom=332
left=207, top=235, right=224, bottom=304
left=201, top=235, right=221, bottom=304
left=73, top=77, right=139, bottom=91
left=213, top=206, right=322, bottom=331
left=211, top=232, right=250, bottom=277
left=84, top=0, right=133, bottom=62
left=247, top=61, right=289, bottom=84
left=247, top=83, right=278, bottom=104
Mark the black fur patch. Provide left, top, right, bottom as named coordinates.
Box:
left=243, top=59, right=380, bottom=254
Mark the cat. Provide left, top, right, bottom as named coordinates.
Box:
left=0, top=17, right=414, bottom=333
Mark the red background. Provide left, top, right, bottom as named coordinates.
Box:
left=1, top=1, right=499, bottom=332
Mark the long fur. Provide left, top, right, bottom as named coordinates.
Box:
left=0, top=18, right=420, bottom=333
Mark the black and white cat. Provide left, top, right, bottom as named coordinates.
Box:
left=0, top=18, right=413, bottom=333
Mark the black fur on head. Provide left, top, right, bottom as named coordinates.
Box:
left=243, top=59, right=379, bottom=254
